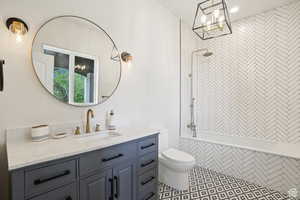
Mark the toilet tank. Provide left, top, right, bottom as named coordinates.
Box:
left=158, top=129, right=169, bottom=152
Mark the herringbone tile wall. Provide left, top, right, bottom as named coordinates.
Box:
left=180, top=1, right=300, bottom=195
left=188, top=0, right=300, bottom=143
left=179, top=138, right=300, bottom=195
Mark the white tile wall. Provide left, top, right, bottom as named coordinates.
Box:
left=186, top=0, right=300, bottom=143
left=179, top=138, right=300, bottom=194
left=180, top=2, right=300, bottom=195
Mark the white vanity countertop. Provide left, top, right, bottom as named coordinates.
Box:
left=6, top=128, right=160, bottom=171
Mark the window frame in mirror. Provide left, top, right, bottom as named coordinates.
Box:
left=43, top=44, right=99, bottom=106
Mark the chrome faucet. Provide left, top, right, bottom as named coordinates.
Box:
left=86, top=109, right=94, bottom=133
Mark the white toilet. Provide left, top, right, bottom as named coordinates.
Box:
left=158, top=130, right=196, bottom=191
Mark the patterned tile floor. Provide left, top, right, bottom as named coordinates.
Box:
left=159, top=167, right=296, bottom=200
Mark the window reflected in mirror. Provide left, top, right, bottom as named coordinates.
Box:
left=43, top=45, right=98, bottom=105
left=74, top=56, right=96, bottom=104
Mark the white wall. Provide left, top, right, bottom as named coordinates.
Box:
left=0, top=0, right=188, bottom=199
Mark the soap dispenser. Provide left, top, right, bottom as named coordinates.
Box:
left=106, top=110, right=116, bottom=130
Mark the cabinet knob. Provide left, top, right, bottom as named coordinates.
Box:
left=65, top=196, right=72, bottom=200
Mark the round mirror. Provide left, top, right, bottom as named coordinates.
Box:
left=32, top=16, right=121, bottom=106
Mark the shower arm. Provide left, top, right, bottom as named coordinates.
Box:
left=191, top=48, right=209, bottom=56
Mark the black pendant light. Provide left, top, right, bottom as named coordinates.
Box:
left=192, top=0, right=232, bottom=40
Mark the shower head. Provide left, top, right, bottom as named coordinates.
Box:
left=202, top=51, right=213, bottom=57
left=192, top=48, right=213, bottom=58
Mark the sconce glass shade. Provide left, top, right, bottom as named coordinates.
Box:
left=192, top=0, right=232, bottom=40
left=6, top=18, right=28, bottom=35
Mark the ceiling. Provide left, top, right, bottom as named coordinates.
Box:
left=157, top=0, right=296, bottom=26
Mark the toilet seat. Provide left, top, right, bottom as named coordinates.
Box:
left=161, top=148, right=195, bottom=164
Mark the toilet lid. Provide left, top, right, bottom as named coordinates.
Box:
left=162, top=148, right=195, bottom=163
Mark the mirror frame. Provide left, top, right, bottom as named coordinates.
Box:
left=31, top=15, right=122, bottom=107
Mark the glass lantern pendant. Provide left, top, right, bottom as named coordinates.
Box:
left=192, top=0, right=232, bottom=40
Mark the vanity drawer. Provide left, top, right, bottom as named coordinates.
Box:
left=138, top=136, right=157, bottom=156
left=25, top=160, right=76, bottom=197
left=29, top=183, right=77, bottom=200
left=80, top=142, right=137, bottom=176
left=138, top=186, right=157, bottom=200
left=138, top=152, right=157, bottom=174
left=138, top=169, right=157, bottom=192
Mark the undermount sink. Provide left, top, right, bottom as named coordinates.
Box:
left=74, top=130, right=121, bottom=139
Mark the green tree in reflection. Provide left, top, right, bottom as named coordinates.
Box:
left=54, top=68, right=69, bottom=102
left=53, top=68, right=85, bottom=103
left=74, top=73, right=85, bottom=103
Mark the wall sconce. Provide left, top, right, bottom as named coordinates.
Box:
left=6, top=17, right=29, bottom=42
left=121, top=52, right=133, bottom=63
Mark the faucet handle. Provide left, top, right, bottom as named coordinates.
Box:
left=95, top=124, right=101, bottom=132
left=75, top=126, right=81, bottom=135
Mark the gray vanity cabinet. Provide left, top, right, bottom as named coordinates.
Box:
left=112, top=161, right=136, bottom=200
left=80, top=169, right=112, bottom=200
left=80, top=161, right=136, bottom=200
left=9, top=134, right=159, bottom=200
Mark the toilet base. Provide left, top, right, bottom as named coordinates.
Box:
left=159, top=163, right=190, bottom=191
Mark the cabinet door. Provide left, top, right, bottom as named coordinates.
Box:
left=113, top=161, right=136, bottom=200
left=80, top=169, right=113, bottom=200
